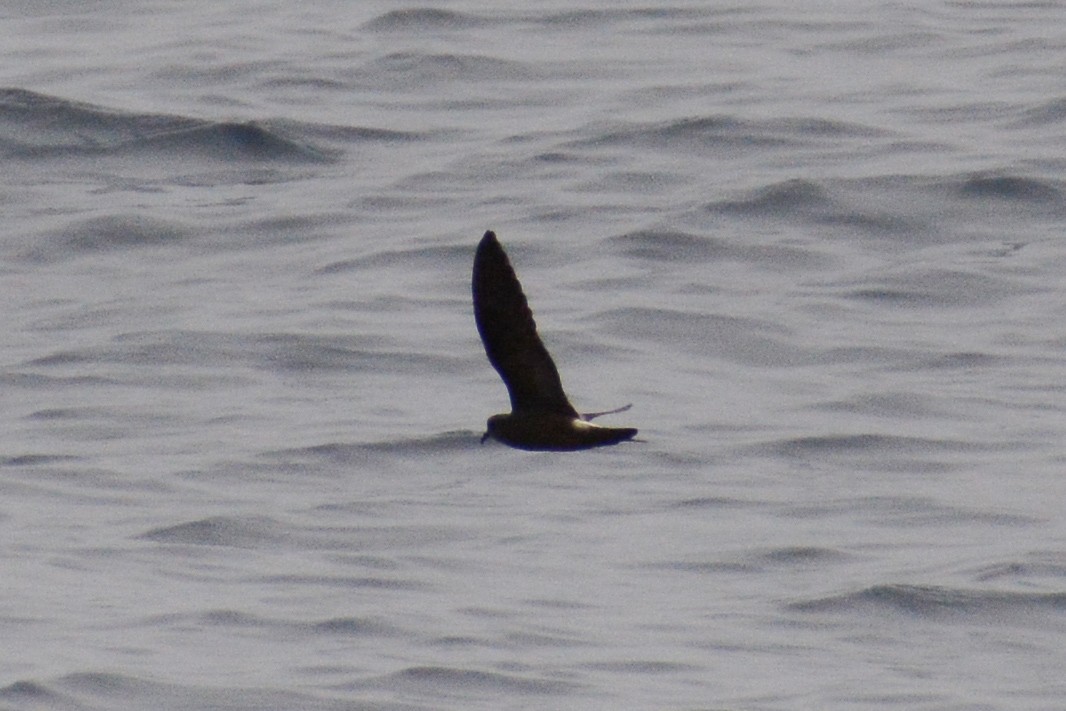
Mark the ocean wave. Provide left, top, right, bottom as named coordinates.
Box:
left=1, top=453, right=81, bottom=466
left=255, top=573, right=426, bottom=591
left=306, top=616, right=402, bottom=637
left=709, top=178, right=914, bottom=233
left=6, top=672, right=363, bottom=711
left=813, top=391, right=942, bottom=418
left=536, top=7, right=709, bottom=29
left=1014, top=95, right=1066, bottom=126
left=0, top=88, right=420, bottom=163
left=596, top=306, right=809, bottom=366
left=912, top=351, right=1013, bottom=370
left=0, top=679, right=66, bottom=706
left=138, top=515, right=287, bottom=548
left=265, top=431, right=479, bottom=463
left=316, top=243, right=471, bottom=274
left=362, top=8, right=490, bottom=32
left=573, top=169, right=681, bottom=195
left=957, top=173, right=1062, bottom=202
left=357, top=52, right=539, bottom=88
left=757, top=545, right=852, bottom=565
left=26, top=330, right=467, bottom=377
left=607, top=228, right=828, bottom=268
left=0, top=88, right=329, bottom=162
left=714, top=178, right=831, bottom=214
left=779, top=495, right=1039, bottom=527
left=838, top=266, right=1034, bottom=308
left=650, top=546, right=851, bottom=577
left=971, top=554, right=1066, bottom=583
left=579, top=660, right=701, bottom=674
left=791, top=584, right=1066, bottom=621
left=578, top=115, right=785, bottom=152
left=364, top=665, right=579, bottom=695
left=766, top=433, right=988, bottom=456
left=694, top=171, right=1066, bottom=252
left=21, top=214, right=193, bottom=262
left=574, top=115, right=887, bottom=155
left=127, top=120, right=332, bottom=162
left=669, top=496, right=756, bottom=510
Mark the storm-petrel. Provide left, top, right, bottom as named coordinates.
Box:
left=473, top=230, right=637, bottom=451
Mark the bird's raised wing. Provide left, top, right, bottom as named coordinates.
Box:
left=472, top=231, right=578, bottom=417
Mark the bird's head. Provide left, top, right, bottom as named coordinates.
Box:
left=481, top=414, right=506, bottom=445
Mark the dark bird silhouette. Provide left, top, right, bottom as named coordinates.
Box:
left=472, top=230, right=637, bottom=451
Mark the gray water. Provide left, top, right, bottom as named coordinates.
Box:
left=3, top=3, right=1066, bottom=710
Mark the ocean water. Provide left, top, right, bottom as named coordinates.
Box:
left=3, top=2, right=1066, bottom=709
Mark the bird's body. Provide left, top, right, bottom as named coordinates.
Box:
left=484, top=411, right=636, bottom=452
left=472, top=230, right=637, bottom=451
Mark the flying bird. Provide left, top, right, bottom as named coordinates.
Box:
left=472, top=230, right=637, bottom=451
